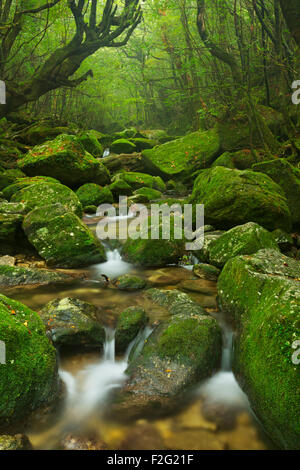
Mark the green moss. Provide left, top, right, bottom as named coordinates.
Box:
left=134, top=187, right=162, bottom=201
left=109, top=179, right=133, bottom=198
left=17, top=134, right=111, bottom=187
left=115, top=274, right=147, bottom=291
left=218, top=250, right=300, bottom=449
left=208, top=222, right=279, bottom=268
left=252, top=159, right=300, bottom=225
left=40, top=297, right=105, bottom=347
left=77, top=131, right=103, bottom=158
left=76, top=183, right=113, bottom=207
left=11, top=182, right=83, bottom=217
left=2, top=176, right=60, bottom=200
left=119, top=172, right=166, bottom=192
left=115, top=307, right=148, bottom=353
left=23, top=205, right=106, bottom=268
left=142, top=128, right=221, bottom=179
left=189, top=166, right=292, bottom=231
left=129, top=138, right=156, bottom=151
left=110, top=139, right=136, bottom=154
left=0, top=294, right=59, bottom=426
left=0, top=265, right=75, bottom=287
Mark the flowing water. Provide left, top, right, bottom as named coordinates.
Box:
left=1, top=214, right=273, bottom=450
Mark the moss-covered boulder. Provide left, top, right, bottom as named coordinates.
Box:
left=252, top=159, right=300, bottom=225
left=110, top=139, right=137, bottom=154
left=77, top=131, right=103, bottom=158
left=102, top=153, right=145, bottom=175
left=109, top=179, right=133, bottom=199
left=23, top=204, right=106, bottom=268
left=0, top=142, right=22, bottom=169
left=114, top=291, right=222, bottom=419
left=17, top=134, right=110, bottom=187
left=115, top=307, right=148, bottom=354
left=144, top=288, right=207, bottom=317
left=0, top=169, right=25, bottom=191
left=142, top=128, right=221, bottom=179
left=11, top=182, right=82, bottom=217
left=76, top=183, right=113, bottom=207
left=118, top=172, right=166, bottom=192
left=0, top=434, right=32, bottom=450
left=218, top=250, right=300, bottom=449
left=272, top=229, right=293, bottom=251
left=122, top=216, right=186, bottom=267
left=134, top=187, right=162, bottom=201
left=2, top=176, right=60, bottom=200
left=212, top=150, right=269, bottom=170
left=40, top=297, right=105, bottom=347
left=0, top=265, right=77, bottom=288
left=208, top=222, right=279, bottom=268
left=115, top=274, right=147, bottom=291
left=0, top=294, right=59, bottom=426
left=189, top=166, right=292, bottom=231
left=194, top=231, right=224, bottom=263
left=140, top=129, right=172, bottom=143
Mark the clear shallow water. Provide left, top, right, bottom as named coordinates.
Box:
left=0, top=215, right=272, bottom=450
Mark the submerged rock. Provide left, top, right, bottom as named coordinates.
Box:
left=115, top=274, right=147, bottom=291
left=17, top=134, right=111, bottom=187
left=23, top=203, right=106, bottom=268
left=0, top=265, right=78, bottom=287
left=208, top=222, right=279, bottom=268
left=115, top=307, right=148, bottom=354
left=0, top=434, right=32, bottom=450
left=193, top=264, right=221, bottom=281
left=218, top=249, right=300, bottom=449
left=0, top=294, right=59, bottom=426
left=189, top=166, right=292, bottom=231
left=40, top=297, right=105, bottom=347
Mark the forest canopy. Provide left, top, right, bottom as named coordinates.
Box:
left=0, top=0, right=299, bottom=134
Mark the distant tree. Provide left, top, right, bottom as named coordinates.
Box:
left=0, top=0, right=142, bottom=117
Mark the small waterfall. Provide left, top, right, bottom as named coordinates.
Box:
left=59, top=326, right=152, bottom=425
left=91, top=249, right=133, bottom=279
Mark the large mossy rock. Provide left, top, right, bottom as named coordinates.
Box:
left=76, top=183, right=113, bottom=207
left=102, top=153, right=146, bottom=175
left=115, top=307, right=148, bottom=354
left=142, top=128, right=221, bottom=179
left=0, top=265, right=77, bottom=287
left=114, top=290, right=222, bottom=419
left=0, top=294, right=59, bottom=427
left=212, top=150, right=269, bottom=170
left=17, top=134, right=110, bottom=187
left=40, top=297, right=105, bottom=347
left=189, top=166, right=292, bottom=231
left=77, top=131, right=103, bottom=158
left=109, top=178, right=133, bottom=199
left=2, top=176, right=60, bottom=200
left=129, top=138, right=156, bottom=151
left=110, top=139, right=136, bottom=154
left=11, top=182, right=83, bottom=217
left=208, top=222, right=279, bottom=268
left=118, top=172, right=166, bottom=192
left=134, top=187, right=162, bottom=201
left=252, top=159, right=300, bottom=225
left=218, top=250, right=300, bottom=449
left=23, top=203, right=106, bottom=268
left=122, top=216, right=186, bottom=267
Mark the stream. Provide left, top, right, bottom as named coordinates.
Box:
left=1, top=214, right=273, bottom=450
